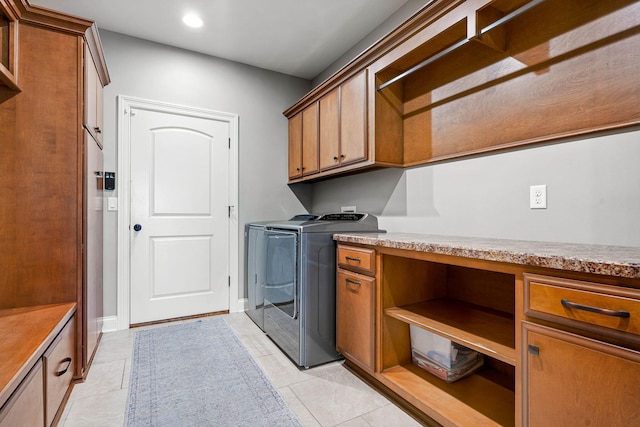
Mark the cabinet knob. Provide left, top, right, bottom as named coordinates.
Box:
left=333, top=156, right=338, bottom=161
left=528, top=344, right=540, bottom=356
left=94, top=126, right=102, bottom=134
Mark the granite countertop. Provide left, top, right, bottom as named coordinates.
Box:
left=333, top=232, right=640, bottom=279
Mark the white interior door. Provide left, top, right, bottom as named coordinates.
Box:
left=129, top=107, right=230, bottom=324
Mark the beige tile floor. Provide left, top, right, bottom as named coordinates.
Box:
left=59, top=312, right=423, bottom=427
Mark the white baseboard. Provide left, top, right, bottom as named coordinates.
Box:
left=237, top=298, right=248, bottom=312
left=101, top=315, right=120, bottom=333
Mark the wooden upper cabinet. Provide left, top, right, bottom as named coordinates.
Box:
left=288, top=113, right=302, bottom=179
left=319, top=70, right=368, bottom=172
left=339, top=70, right=367, bottom=166
left=285, top=0, right=640, bottom=182
left=0, top=2, right=19, bottom=91
left=288, top=69, right=368, bottom=182
left=288, top=103, right=319, bottom=180
left=319, top=87, right=339, bottom=170
left=301, top=102, right=319, bottom=176
left=84, top=42, right=104, bottom=146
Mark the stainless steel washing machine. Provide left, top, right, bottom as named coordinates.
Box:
left=261, top=213, right=382, bottom=368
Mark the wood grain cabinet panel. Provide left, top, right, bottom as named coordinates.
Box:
left=288, top=113, right=302, bottom=179
left=44, top=317, right=75, bottom=427
left=339, top=70, right=367, bottom=166
left=319, top=87, right=339, bottom=170
left=523, top=322, right=640, bottom=427
left=301, top=103, right=319, bottom=176
left=288, top=104, right=319, bottom=180
left=336, top=268, right=375, bottom=372
left=525, top=273, right=640, bottom=336
left=287, top=70, right=368, bottom=182
left=0, top=0, right=109, bottom=393
left=336, top=244, right=377, bottom=373
left=84, top=43, right=104, bottom=146
left=337, top=245, right=375, bottom=275
left=0, top=360, right=44, bottom=427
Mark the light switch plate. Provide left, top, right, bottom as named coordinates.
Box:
left=107, top=197, right=118, bottom=211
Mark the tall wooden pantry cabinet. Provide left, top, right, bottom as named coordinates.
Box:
left=0, top=0, right=109, bottom=423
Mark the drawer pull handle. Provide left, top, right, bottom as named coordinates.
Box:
left=346, top=278, right=361, bottom=286
left=56, top=357, right=72, bottom=377
left=345, top=256, right=361, bottom=262
left=561, top=299, right=630, bottom=318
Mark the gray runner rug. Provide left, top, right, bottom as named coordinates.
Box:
left=125, top=317, right=302, bottom=427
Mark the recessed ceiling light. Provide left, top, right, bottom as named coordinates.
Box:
left=183, top=13, right=203, bottom=28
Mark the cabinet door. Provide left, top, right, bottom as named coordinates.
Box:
left=288, top=113, right=302, bottom=179
left=336, top=268, right=375, bottom=371
left=301, top=102, right=319, bottom=176
left=319, top=88, right=340, bottom=170
left=84, top=43, right=103, bottom=146
left=84, top=131, right=103, bottom=367
left=0, top=360, right=44, bottom=427
left=44, top=317, right=75, bottom=427
left=523, top=322, right=640, bottom=426
left=339, top=70, right=367, bottom=165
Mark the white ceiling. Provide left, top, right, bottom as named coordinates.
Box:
left=29, top=0, right=409, bottom=80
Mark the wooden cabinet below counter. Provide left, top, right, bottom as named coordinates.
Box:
left=336, top=245, right=377, bottom=372
left=334, top=232, right=640, bottom=427
left=0, top=303, right=76, bottom=427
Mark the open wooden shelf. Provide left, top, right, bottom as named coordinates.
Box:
left=386, top=299, right=516, bottom=365
left=381, top=363, right=515, bottom=427
left=373, top=0, right=640, bottom=167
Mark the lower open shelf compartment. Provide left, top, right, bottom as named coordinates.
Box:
left=386, top=298, right=516, bottom=365
left=380, top=362, right=515, bottom=427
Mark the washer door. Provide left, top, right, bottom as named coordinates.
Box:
left=264, top=230, right=298, bottom=319
left=263, top=229, right=300, bottom=365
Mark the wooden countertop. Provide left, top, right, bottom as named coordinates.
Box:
left=0, top=303, right=76, bottom=406
left=334, top=232, right=640, bottom=279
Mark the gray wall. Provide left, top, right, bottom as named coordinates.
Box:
left=100, top=30, right=312, bottom=317
left=311, top=128, right=640, bottom=247
left=312, top=0, right=428, bottom=87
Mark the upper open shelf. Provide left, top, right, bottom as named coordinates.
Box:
left=372, top=0, right=640, bottom=166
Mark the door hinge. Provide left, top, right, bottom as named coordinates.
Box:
left=228, top=137, right=231, bottom=149
left=228, top=276, right=231, bottom=287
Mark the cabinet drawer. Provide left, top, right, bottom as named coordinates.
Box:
left=44, top=316, right=75, bottom=427
left=525, top=274, right=640, bottom=336
left=337, top=245, right=375, bottom=275
left=0, top=360, right=44, bottom=427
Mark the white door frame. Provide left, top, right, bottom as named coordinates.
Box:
left=116, top=95, right=239, bottom=330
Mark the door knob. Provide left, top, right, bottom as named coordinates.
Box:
left=133, top=224, right=142, bottom=231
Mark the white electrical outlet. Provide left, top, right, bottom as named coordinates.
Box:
left=341, top=206, right=356, bottom=213
left=530, top=185, right=547, bottom=209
